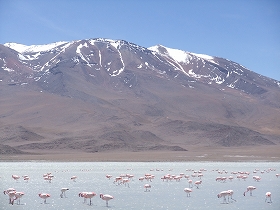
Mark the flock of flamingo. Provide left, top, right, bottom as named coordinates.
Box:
left=4, top=173, right=114, bottom=207
left=3, top=167, right=278, bottom=207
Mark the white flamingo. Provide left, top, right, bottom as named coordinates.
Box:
left=100, top=193, right=114, bottom=207
left=60, top=188, right=69, bottom=198
left=71, top=176, right=77, bottom=182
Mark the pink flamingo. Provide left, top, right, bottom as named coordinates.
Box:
left=188, top=179, right=193, bottom=188
left=12, top=175, right=20, bottom=181
left=3, top=188, right=16, bottom=204
left=144, top=184, right=151, bottom=192
left=253, top=176, right=261, bottom=182
left=79, top=192, right=96, bottom=205
left=217, top=191, right=230, bottom=204
left=106, top=174, right=112, bottom=179
left=38, top=193, right=51, bottom=204
left=265, top=192, right=272, bottom=203
left=4, top=190, right=16, bottom=205
left=113, top=177, right=122, bottom=185
left=14, top=192, right=24, bottom=205
left=78, top=192, right=88, bottom=203
left=243, top=186, right=256, bottom=196
left=122, top=178, right=130, bottom=187
left=60, top=188, right=69, bottom=198
left=3, top=188, right=16, bottom=195
left=100, top=193, right=114, bottom=207
left=184, top=188, right=192, bottom=197
left=227, top=190, right=236, bottom=202
left=194, top=180, right=202, bottom=189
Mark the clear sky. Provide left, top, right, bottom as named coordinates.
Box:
left=0, top=0, right=279, bottom=81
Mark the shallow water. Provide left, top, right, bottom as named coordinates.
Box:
left=0, top=162, right=279, bottom=209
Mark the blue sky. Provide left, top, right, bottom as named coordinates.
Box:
left=0, top=0, right=279, bottom=81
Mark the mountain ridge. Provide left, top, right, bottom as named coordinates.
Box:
left=1, top=38, right=280, bottom=157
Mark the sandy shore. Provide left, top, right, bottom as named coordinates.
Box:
left=1, top=145, right=280, bottom=162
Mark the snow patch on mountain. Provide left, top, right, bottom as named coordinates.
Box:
left=4, top=41, right=68, bottom=54
left=191, top=53, right=214, bottom=61
left=149, top=45, right=191, bottom=63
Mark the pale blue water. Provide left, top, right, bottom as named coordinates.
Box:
left=0, top=162, right=279, bottom=209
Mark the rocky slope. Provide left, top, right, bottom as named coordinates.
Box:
left=1, top=38, right=280, bottom=155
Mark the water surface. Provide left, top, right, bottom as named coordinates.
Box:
left=1, top=162, right=279, bottom=209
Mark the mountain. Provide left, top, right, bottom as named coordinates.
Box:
left=1, top=38, right=280, bottom=159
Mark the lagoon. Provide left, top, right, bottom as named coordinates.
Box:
left=1, top=162, right=279, bottom=209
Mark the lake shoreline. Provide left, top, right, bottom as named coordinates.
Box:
left=1, top=145, right=280, bottom=162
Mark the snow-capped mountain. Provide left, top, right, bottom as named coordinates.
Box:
left=1, top=38, right=279, bottom=94
left=1, top=38, right=280, bottom=154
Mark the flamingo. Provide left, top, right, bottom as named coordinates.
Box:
left=38, top=193, right=51, bottom=204
left=100, top=193, right=114, bottom=207
left=126, top=174, right=134, bottom=180
left=243, top=186, right=256, bottom=196
left=227, top=190, right=236, bottom=202
left=188, top=179, right=193, bottom=188
left=194, top=180, right=202, bottom=189
left=23, top=176, right=30, bottom=182
left=113, top=177, right=122, bottom=185
left=265, top=192, right=272, bottom=203
left=253, top=176, right=261, bottom=182
left=71, top=176, right=77, bottom=182
left=139, top=177, right=145, bottom=181
left=144, top=184, right=151, bottom=192
left=106, top=174, right=112, bottom=179
left=184, top=188, right=192, bottom=197
left=79, top=192, right=96, bottom=205
left=78, top=192, right=88, bottom=203
left=14, top=192, right=24, bottom=205
left=122, top=178, right=130, bottom=187
left=3, top=188, right=16, bottom=195
left=12, top=175, right=20, bottom=181
left=217, top=191, right=230, bottom=204
left=60, top=188, right=69, bottom=198
left=6, top=190, right=16, bottom=205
